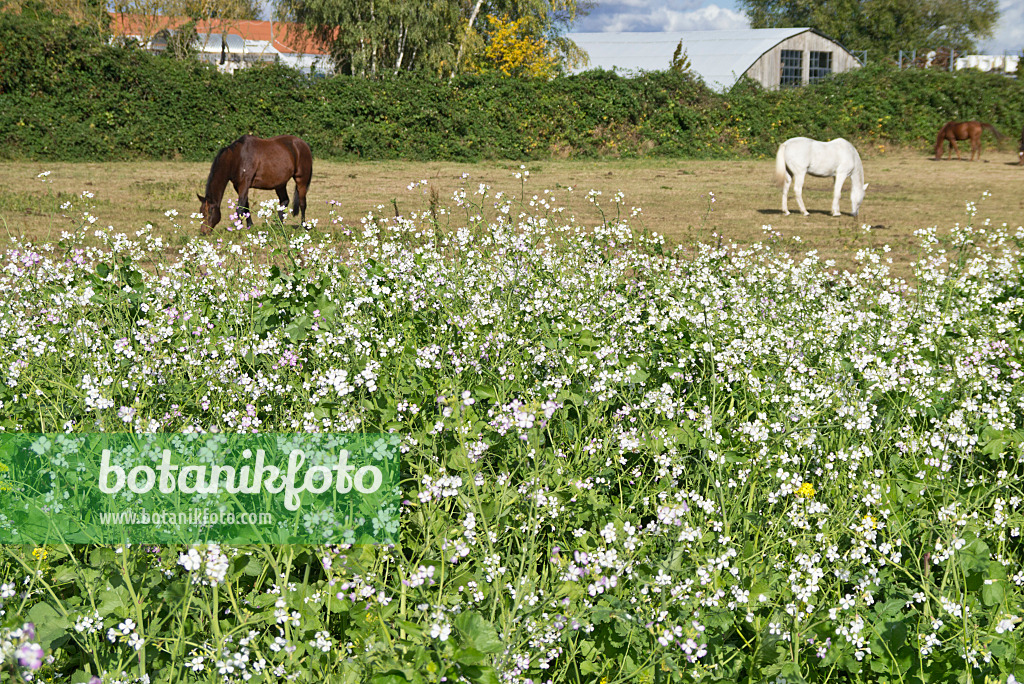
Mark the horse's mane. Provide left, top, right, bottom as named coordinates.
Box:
left=203, top=136, right=247, bottom=198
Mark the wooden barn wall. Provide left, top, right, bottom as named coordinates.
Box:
left=745, top=32, right=861, bottom=90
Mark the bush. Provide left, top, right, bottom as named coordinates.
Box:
left=2, top=7, right=1023, bottom=161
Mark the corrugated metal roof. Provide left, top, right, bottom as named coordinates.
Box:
left=568, top=28, right=827, bottom=90
left=110, top=14, right=329, bottom=56
left=196, top=33, right=248, bottom=54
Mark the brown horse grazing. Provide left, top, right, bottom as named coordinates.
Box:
left=933, top=120, right=1004, bottom=161
left=198, top=134, right=312, bottom=231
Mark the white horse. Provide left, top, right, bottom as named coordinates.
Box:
left=774, top=137, right=868, bottom=217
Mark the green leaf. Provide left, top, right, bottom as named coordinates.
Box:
left=371, top=673, right=412, bottom=684
left=461, top=665, right=499, bottom=684
left=89, top=547, right=117, bottom=568
left=874, top=598, right=904, bottom=620
left=446, top=446, right=472, bottom=471
left=982, top=436, right=1006, bottom=458
left=454, top=647, right=487, bottom=665
left=28, top=602, right=69, bottom=649
left=474, top=385, right=497, bottom=401
left=285, top=314, right=311, bottom=341
left=394, top=619, right=425, bottom=638
left=982, top=579, right=1004, bottom=606
left=454, top=611, right=503, bottom=654
left=98, top=585, right=133, bottom=617
left=958, top=535, right=990, bottom=573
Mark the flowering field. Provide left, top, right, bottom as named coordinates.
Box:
left=1, top=174, right=1023, bottom=683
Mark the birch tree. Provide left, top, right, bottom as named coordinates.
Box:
left=275, top=0, right=590, bottom=77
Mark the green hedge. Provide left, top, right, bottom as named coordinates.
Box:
left=2, top=7, right=1023, bottom=161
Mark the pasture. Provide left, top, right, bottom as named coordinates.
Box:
left=1, top=146, right=1024, bottom=684
left=2, top=148, right=1023, bottom=277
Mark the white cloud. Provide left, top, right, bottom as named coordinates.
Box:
left=575, top=0, right=1020, bottom=55
left=978, top=0, right=1024, bottom=54
left=576, top=1, right=749, bottom=32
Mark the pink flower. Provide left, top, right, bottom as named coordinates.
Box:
left=15, top=642, right=44, bottom=670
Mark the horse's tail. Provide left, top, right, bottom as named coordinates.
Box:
left=774, top=141, right=788, bottom=185
left=982, top=122, right=1005, bottom=141
left=850, top=142, right=865, bottom=186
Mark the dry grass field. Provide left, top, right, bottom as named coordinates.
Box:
left=2, top=148, right=1023, bottom=278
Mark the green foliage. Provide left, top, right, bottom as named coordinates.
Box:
left=275, top=0, right=590, bottom=77
left=1, top=6, right=1023, bottom=162
left=736, top=0, right=999, bottom=63
left=669, top=39, right=693, bottom=76
left=2, top=174, right=1024, bottom=683
left=276, top=0, right=462, bottom=76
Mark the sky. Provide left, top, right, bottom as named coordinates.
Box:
left=255, top=0, right=1024, bottom=56
left=571, top=0, right=1024, bottom=55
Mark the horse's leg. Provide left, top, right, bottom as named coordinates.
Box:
left=831, top=174, right=844, bottom=216
left=291, top=156, right=311, bottom=225
left=237, top=182, right=253, bottom=227
left=950, top=138, right=961, bottom=161
left=781, top=172, right=792, bottom=216
left=973, top=132, right=981, bottom=161
left=793, top=170, right=809, bottom=216
left=275, top=186, right=289, bottom=223
left=295, top=178, right=308, bottom=225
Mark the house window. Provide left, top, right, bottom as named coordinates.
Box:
left=780, top=49, right=802, bottom=87
left=809, top=51, right=832, bottom=83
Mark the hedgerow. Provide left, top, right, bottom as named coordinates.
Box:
left=1, top=7, right=1023, bottom=161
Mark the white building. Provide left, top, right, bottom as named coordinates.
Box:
left=568, top=28, right=863, bottom=91
left=954, top=54, right=1019, bottom=74
left=111, top=14, right=333, bottom=76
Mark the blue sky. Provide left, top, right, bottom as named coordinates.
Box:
left=258, top=1, right=1023, bottom=56
left=573, top=0, right=1023, bottom=55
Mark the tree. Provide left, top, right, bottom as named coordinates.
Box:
left=669, top=39, right=692, bottom=75
left=274, top=0, right=591, bottom=77
left=452, top=0, right=590, bottom=76
left=0, top=0, right=110, bottom=94
left=468, top=14, right=557, bottom=78
left=736, top=0, right=999, bottom=62
left=2, top=0, right=110, bottom=34
left=273, top=0, right=458, bottom=75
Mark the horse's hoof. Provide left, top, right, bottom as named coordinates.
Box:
left=782, top=211, right=790, bottom=216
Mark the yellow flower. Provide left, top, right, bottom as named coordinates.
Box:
left=795, top=482, right=815, bottom=499
left=32, top=547, right=49, bottom=561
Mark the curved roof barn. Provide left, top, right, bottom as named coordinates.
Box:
left=568, top=28, right=862, bottom=91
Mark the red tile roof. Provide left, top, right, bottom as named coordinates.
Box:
left=109, top=13, right=330, bottom=56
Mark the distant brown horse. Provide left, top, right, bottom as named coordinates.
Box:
left=1018, top=124, right=1024, bottom=165
left=198, top=134, right=312, bottom=231
left=934, top=120, right=1004, bottom=161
